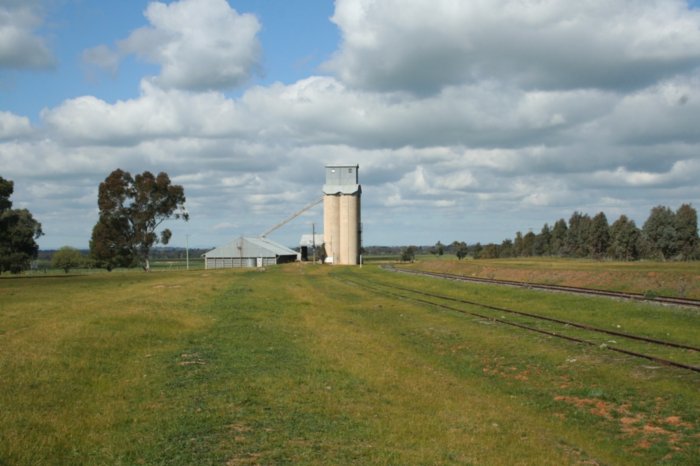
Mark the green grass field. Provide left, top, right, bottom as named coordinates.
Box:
left=1, top=261, right=699, bottom=464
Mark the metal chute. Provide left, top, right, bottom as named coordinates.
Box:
left=260, top=196, right=323, bottom=238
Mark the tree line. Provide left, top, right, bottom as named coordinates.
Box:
left=34, top=246, right=211, bottom=274
left=1, top=170, right=187, bottom=274
left=445, top=204, right=698, bottom=261
left=3, top=170, right=697, bottom=273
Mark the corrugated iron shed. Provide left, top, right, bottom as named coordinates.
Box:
left=204, top=236, right=299, bottom=269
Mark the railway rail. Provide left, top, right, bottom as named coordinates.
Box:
left=383, top=266, right=700, bottom=309
left=340, top=275, right=700, bottom=374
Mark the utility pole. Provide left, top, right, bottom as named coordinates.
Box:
left=186, top=234, right=190, bottom=270
left=312, top=222, right=316, bottom=263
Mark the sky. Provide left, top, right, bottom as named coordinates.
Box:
left=1, top=0, right=700, bottom=250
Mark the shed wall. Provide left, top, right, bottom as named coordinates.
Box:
left=205, top=257, right=279, bottom=269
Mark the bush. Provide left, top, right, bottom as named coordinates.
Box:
left=51, top=246, right=84, bottom=273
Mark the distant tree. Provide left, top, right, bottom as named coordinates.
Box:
left=51, top=246, right=84, bottom=273
left=90, top=169, right=188, bottom=271
left=533, top=223, right=552, bottom=256
left=565, top=212, right=591, bottom=258
left=471, top=242, right=483, bottom=259
left=675, top=204, right=698, bottom=260
left=400, top=245, right=416, bottom=262
left=522, top=231, right=536, bottom=257
left=90, top=215, right=134, bottom=271
left=432, top=240, right=445, bottom=256
left=499, top=239, right=514, bottom=258
left=550, top=219, right=568, bottom=256
left=608, top=215, right=641, bottom=261
left=480, top=243, right=500, bottom=259
left=643, top=206, right=678, bottom=260
left=471, top=204, right=697, bottom=262
left=513, top=232, right=524, bottom=256
left=589, top=212, right=610, bottom=259
left=453, top=241, right=469, bottom=260
left=0, top=176, right=43, bottom=274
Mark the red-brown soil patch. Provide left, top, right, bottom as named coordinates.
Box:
left=554, top=395, right=696, bottom=455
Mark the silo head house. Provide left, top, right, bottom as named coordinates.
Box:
left=323, top=165, right=362, bottom=265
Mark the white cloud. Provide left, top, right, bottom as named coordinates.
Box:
left=27, top=59, right=700, bottom=244
left=326, top=0, right=700, bottom=94
left=3, top=0, right=700, bottom=248
left=238, top=77, right=616, bottom=150
left=41, top=80, right=247, bottom=145
left=590, top=159, right=700, bottom=188
left=116, top=0, right=262, bottom=91
left=0, top=2, right=54, bottom=69
left=440, top=170, right=478, bottom=191
left=0, top=111, right=32, bottom=139
left=596, top=76, right=700, bottom=145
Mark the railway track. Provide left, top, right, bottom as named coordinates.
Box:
left=340, top=275, right=700, bottom=374
left=383, top=266, right=700, bottom=309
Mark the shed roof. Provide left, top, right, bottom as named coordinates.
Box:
left=204, top=236, right=299, bottom=259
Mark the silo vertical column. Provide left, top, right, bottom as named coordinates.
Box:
left=323, top=194, right=340, bottom=264
left=322, top=165, right=361, bottom=265
left=340, top=193, right=359, bottom=265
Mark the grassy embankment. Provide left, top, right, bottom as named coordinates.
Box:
left=402, top=256, right=700, bottom=299
left=1, top=262, right=698, bottom=464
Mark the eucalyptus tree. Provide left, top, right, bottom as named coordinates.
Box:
left=431, top=240, right=445, bottom=256
left=608, top=215, right=641, bottom=261
left=0, top=176, right=43, bottom=274
left=675, top=204, right=698, bottom=260
left=549, top=219, right=568, bottom=256
left=643, top=206, right=678, bottom=260
left=90, top=169, right=188, bottom=271
left=51, top=246, right=84, bottom=273
left=400, top=245, right=416, bottom=262
left=533, top=223, right=552, bottom=256
left=521, top=231, right=536, bottom=257
left=565, top=212, right=592, bottom=258
left=452, top=241, right=469, bottom=260
left=589, top=212, right=610, bottom=259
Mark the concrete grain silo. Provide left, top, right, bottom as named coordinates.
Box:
left=323, top=165, right=361, bottom=265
